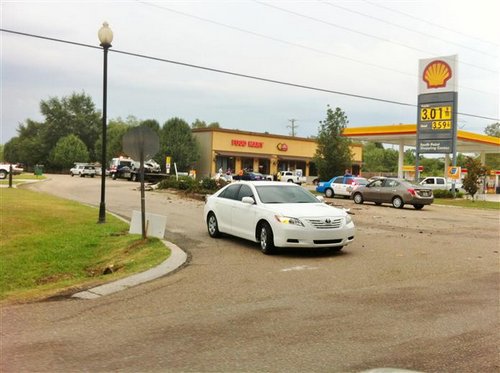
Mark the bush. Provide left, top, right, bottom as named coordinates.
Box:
left=158, top=176, right=226, bottom=195
left=433, top=189, right=464, bottom=199
left=201, top=178, right=218, bottom=191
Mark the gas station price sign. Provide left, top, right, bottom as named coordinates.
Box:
left=417, top=93, right=457, bottom=154
left=419, top=105, right=452, bottom=121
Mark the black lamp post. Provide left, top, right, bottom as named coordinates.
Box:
left=98, top=22, right=113, bottom=223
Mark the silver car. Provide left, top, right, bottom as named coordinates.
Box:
left=351, top=178, right=433, bottom=210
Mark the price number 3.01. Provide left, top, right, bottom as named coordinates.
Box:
left=420, top=106, right=452, bottom=121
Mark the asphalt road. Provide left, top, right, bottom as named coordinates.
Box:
left=2, top=175, right=499, bottom=372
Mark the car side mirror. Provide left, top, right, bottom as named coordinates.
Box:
left=241, top=196, right=255, bottom=205
left=316, top=195, right=325, bottom=203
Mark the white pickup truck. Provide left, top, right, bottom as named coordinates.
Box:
left=278, top=170, right=307, bottom=185
left=419, top=176, right=463, bottom=192
left=0, top=164, right=24, bottom=179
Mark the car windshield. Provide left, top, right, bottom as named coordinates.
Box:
left=255, top=185, right=320, bottom=204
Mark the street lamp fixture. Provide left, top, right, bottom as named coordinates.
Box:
left=98, top=22, right=113, bottom=223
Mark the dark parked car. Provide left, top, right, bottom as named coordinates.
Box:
left=351, top=177, right=433, bottom=210
left=233, top=172, right=267, bottom=181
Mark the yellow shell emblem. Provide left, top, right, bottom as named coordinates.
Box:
left=423, top=60, right=452, bottom=89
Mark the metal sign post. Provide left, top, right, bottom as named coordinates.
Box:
left=123, top=126, right=160, bottom=239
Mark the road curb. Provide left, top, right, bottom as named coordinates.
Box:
left=72, top=240, right=187, bottom=300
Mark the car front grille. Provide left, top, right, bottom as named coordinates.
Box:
left=313, top=239, right=343, bottom=244
left=306, top=218, right=343, bottom=229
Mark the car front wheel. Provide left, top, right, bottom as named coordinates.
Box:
left=392, top=196, right=404, bottom=209
left=353, top=193, right=363, bottom=204
left=259, top=222, right=276, bottom=255
left=207, top=213, right=221, bottom=238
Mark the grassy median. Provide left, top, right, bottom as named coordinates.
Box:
left=0, top=187, right=170, bottom=303
left=433, top=198, right=499, bottom=210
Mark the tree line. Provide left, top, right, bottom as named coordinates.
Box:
left=2, top=91, right=497, bottom=179
left=3, top=92, right=211, bottom=172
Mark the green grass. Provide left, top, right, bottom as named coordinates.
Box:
left=0, top=172, right=46, bottom=185
left=434, top=198, right=499, bottom=210
left=0, top=188, right=170, bottom=303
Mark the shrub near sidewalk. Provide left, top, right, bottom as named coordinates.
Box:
left=157, top=176, right=227, bottom=194
left=0, top=188, right=169, bottom=303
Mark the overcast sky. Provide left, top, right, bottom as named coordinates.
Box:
left=1, top=0, right=499, bottom=144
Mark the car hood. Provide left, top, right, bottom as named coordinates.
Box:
left=263, top=203, right=347, bottom=218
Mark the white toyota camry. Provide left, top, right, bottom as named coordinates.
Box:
left=204, top=181, right=355, bottom=255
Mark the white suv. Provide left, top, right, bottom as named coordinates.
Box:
left=70, top=164, right=96, bottom=177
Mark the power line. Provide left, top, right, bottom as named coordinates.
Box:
left=319, top=0, right=497, bottom=58
left=137, top=0, right=497, bottom=96
left=255, top=0, right=497, bottom=73
left=135, top=1, right=414, bottom=79
left=363, top=0, right=500, bottom=48
left=1, top=28, right=498, bottom=122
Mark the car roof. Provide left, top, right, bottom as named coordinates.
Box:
left=234, top=180, right=295, bottom=186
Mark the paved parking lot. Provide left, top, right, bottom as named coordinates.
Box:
left=2, top=175, right=499, bottom=372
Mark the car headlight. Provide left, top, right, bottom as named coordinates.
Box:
left=345, top=214, right=353, bottom=224
left=274, top=215, right=305, bottom=227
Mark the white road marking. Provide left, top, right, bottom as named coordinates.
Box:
left=281, top=265, right=319, bottom=272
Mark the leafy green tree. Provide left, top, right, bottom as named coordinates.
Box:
left=39, top=92, right=101, bottom=161
left=191, top=119, right=207, bottom=129
left=485, top=153, right=500, bottom=170
left=420, top=157, right=444, bottom=176
left=140, top=119, right=160, bottom=133
left=94, top=118, right=133, bottom=164
left=313, top=106, right=352, bottom=180
left=484, top=122, right=500, bottom=137
left=160, top=117, right=200, bottom=171
left=0, top=144, right=4, bottom=162
left=403, top=149, right=416, bottom=165
left=50, top=134, right=89, bottom=169
left=208, top=122, right=221, bottom=128
left=3, top=120, right=46, bottom=168
left=362, top=142, right=386, bottom=172
left=191, top=119, right=220, bottom=129
left=462, top=156, right=488, bottom=199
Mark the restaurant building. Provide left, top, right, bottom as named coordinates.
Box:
left=192, top=128, right=363, bottom=180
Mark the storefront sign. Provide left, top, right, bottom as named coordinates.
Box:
left=231, top=139, right=263, bottom=148
left=276, top=143, right=288, bottom=152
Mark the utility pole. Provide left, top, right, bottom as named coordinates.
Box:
left=287, top=119, right=298, bottom=137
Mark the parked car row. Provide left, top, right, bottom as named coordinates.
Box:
left=315, top=175, right=434, bottom=210
left=316, top=175, right=369, bottom=198
left=203, top=176, right=436, bottom=256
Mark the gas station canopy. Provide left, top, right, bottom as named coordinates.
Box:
left=343, top=124, right=500, bottom=154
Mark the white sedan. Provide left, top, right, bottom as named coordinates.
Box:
left=204, top=181, right=355, bottom=255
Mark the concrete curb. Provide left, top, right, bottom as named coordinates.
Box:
left=72, top=240, right=187, bottom=300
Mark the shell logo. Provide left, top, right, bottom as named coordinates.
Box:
left=423, top=60, right=452, bottom=89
